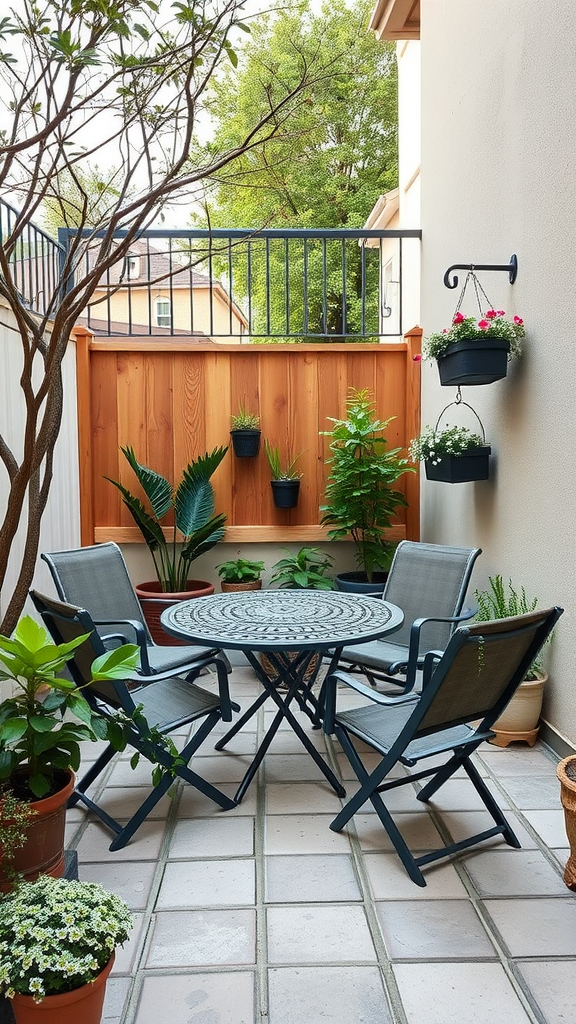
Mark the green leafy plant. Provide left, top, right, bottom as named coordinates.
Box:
left=106, top=445, right=228, bottom=592
left=264, top=440, right=303, bottom=480
left=474, top=576, right=548, bottom=679
left=270, top=547, right=334, bottom=590
left=0, top=617, right=139, bottom=799
left=0, top=790, right=37, bottom=869
left=409, top=425, right=486, bottom=465
left=216, top=558, right=264, bottom=583
left=320, top=389, right=412, bottom=581
left=423, top=309, right=525, bottom=361
left=230, top=407, right=260, bottom=430
left=0, top=875, right=133, bottom=1001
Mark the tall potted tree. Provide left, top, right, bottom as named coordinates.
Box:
left=107, top=445, right=228, bottom=643
left=320, top=389, right=413, bottom=592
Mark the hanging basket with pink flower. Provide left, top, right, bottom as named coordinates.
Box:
left=423, top=271, right=525, bottom=386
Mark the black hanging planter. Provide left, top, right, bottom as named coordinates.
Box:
left=230, top=429, right=261, bottom=458
left=437, top=338, right=510, bottom=386
left=271, top=479, right=300, bottom=508
left=425, top=445, right=491, bottom=483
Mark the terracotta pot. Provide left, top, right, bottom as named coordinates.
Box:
left=135, top=579, right=215, bottom=646
left=0, top=769, right=75, bottom=892
left=489, top=671, right=547, bottom=747
left=557, top=755, right=576, bottom=891
left=10, top=954, right=114, bottom=1024
left=220, top=580, right=262, bottom=593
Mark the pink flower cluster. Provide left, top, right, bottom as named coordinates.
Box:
left=452, top=309, right=524, bottom=331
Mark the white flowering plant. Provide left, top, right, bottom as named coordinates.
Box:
left=409, top=425, right=486, bottom=466
left=0, top=875, right=132, bottom=1001
left=423, top=309, right=525, bottom=361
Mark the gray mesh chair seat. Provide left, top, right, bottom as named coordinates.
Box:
left=41, top=542, right=220, bottom=678
left=323, top=606, right=563, bottom=886
left=30, top=591, right=240, bottom=851
left=334, top=541, right=482, bottom=693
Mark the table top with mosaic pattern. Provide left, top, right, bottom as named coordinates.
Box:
left=161, top=589, right=404, bottom=652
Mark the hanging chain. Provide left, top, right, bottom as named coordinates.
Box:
left=453, top=269, right=496, bottom=320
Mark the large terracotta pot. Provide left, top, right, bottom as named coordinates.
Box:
left=489, top=672, right=547, bottom=747
left=135, top=579, right=214, bottom=646
left=557, top=755, right=576, bottom=891
left=0, top=769, right=75, bottom=892
left=10, top=954, right=114, bottom=1024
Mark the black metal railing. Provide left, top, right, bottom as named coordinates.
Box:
left=59, top=227, right=421, bottom=341
left=0, top=198, right=65, bottom=318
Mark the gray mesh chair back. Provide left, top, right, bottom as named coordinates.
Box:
left=324, top=605, right=563, bottom=885
left=29, top=590, right=239, bottom=851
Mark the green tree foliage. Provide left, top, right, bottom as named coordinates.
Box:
left=199, top=0, right=398, bottom=339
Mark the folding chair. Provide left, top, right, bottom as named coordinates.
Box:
left=332, top=541, right=481, bottom=693
left=42, top=542, right=223, bottom=677
left=30, top=591, right=240, bottom=851
left=323, top=606, right=563, bottom=886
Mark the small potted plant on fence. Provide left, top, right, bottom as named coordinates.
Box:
left=107, top=445, right=228, bottom=642
left=216, top=558, right=265, bottom=592
left=230, top=407, right=261, bottom=458
left=423, top=308, right=525, bottom=386
left=0, top=616, right=138, bottom=889
left=408, top=423, right=491, bottom=483
left=320, top=388, right=412, bottom=592
left=474, top=576, right=553, bottom=746
left=264, top=440, right=303, bottom=508
left=0, top=874, right=133, bottom=1024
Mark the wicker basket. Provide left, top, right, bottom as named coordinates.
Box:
left=260, top=650, right=320, bottom=684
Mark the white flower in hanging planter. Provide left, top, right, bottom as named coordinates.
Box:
left=408, top=425, right=487, bottom=465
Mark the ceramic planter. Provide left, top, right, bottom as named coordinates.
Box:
left=489, top=671, right=547, bottom=747
left=271, top=479, right=300, bottom=508
left=425, top=446, right=491, bottom=483
left=557, top=755, right=576, bottom=891
left=135, top=580, right=215, bottom=646
left=230, top=429, right=261, bottom=458
left=0, top=769, right=75, bottom=893
left=437, top=337, right=510, bottom=386
left=9, top=954, right=114, bottom=1024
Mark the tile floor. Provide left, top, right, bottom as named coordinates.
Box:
left=66, top=664, right=576, bottom=1024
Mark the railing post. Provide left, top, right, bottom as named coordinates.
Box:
left=404, top=326, right=422, bottom=541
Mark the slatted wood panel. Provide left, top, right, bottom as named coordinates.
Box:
left=76, top=336, right=421, bottom=545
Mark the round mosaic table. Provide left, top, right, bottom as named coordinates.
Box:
left=161, top=590, right=403, bottom=802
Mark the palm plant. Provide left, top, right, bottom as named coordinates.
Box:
left=107, top=445, right=228, bottom=593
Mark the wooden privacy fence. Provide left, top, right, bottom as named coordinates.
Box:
left=75, top=328, right=422, bottom=546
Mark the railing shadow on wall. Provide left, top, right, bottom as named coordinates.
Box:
left=75, top=328, right=422, bottom=548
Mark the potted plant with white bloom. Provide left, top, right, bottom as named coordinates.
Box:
left=0, top=874, right=133, bottom=1024
left=423, top=308, right=525, bottom=386
left=409, top=424, right=491, bottom=483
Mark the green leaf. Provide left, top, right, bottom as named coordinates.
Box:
left=29, top=716, right=57, bottom=733
left=90, top=644, right=139, bottom=680
left=28, top=774, right=50, bottom=799
left=130, top=752, right=140, bottom=770
left=0, top=718, right=27, bottom=742
left=120, top=445, right=172, bottom=518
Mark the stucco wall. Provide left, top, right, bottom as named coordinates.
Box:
left=420, top=0, right=576, bottom=746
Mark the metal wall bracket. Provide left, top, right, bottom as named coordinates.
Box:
left=443, top=254, right=518, bottom=289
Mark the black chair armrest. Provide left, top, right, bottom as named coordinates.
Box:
left=322, top=668, right=419, bottom=734
left=92, top=618, right=152, bottom=675
left=400, top=607, right=478, bottom=693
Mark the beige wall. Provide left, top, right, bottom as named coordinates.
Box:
left=420, top=0, right=576, bottom=746
left=90, top=285, right=246, bottom=342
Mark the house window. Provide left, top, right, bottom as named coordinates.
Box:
left=125, top=255, right=140, bottom=279
left=155, top=297, right=172, bottom=328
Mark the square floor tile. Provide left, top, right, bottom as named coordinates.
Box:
left=103, top=976, right=131, bottom=1023
left=516, top=960, right=576, bottom=1024
left=75, top=820, right=165, bottom=862
left=354, top=811, right=443, bottom=853
left=482, top=898, right=576, bottom=957
left=478, top=744, right=557, bottom=776
left=521, top=809, right=569, bottom=848
left=499, top=775, right=563, bottom=809
left=90, top=786, right=172, bottom=820
left=265, top=854, right=361, bottom=902
left=134, top=972, right=255, bottom=1024
left=394, top=962, right=533, bottom=1024
left=79, top=862, right=156, bottom=911
left=168, top=815, right=254, bottom=858
left=266, top=782, right=344, bottom=814
left=365, top=853, right=468, bottom=899
left=264, top=754, right=334, bottom=783
left=146, top=910, right=256, bottom=967
left=463, top=849, right=567, bottom=896
left=345, top=779, right=420, bottom=813
left=375, top=900, right=496, bottom=960
left=156, top=859, right=255, bottom=909
left=197, top=732, right=258, bottom=756
left=423, top=778, right=509, bottom=813
left=265, top=814, right=352, bottom=854
left=268, top=966, right=392, bottom=1024
left=267, top=905, right=376, bottom=963
left=186, top=754, right=256, bottom=784
left=177, top=783, right=257, bottom=817
left=441, top=810, right=538, bottom=849
left=112, top=913, right=145, bottom=974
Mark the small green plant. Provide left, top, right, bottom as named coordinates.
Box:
left=409, top=425, right=485, bottom=465
left=423, top=309, right=525, bottom=361
left=230, top=406, right=260, bottom=430
left=0, top=790, right=36, bottom=869
left=216, top=558, right=265, bottom=583
left=264, top=439, right=303, bottom=480
left=474, top=575, right=548, bottom=679
left=270, top=547, right=334, bottom=590
left=0, top=875, right=133, bottom=1001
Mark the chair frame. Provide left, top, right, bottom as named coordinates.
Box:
left=323, top=606, right=563, bottom=886
left=30, top=590, right=240, bottom=851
